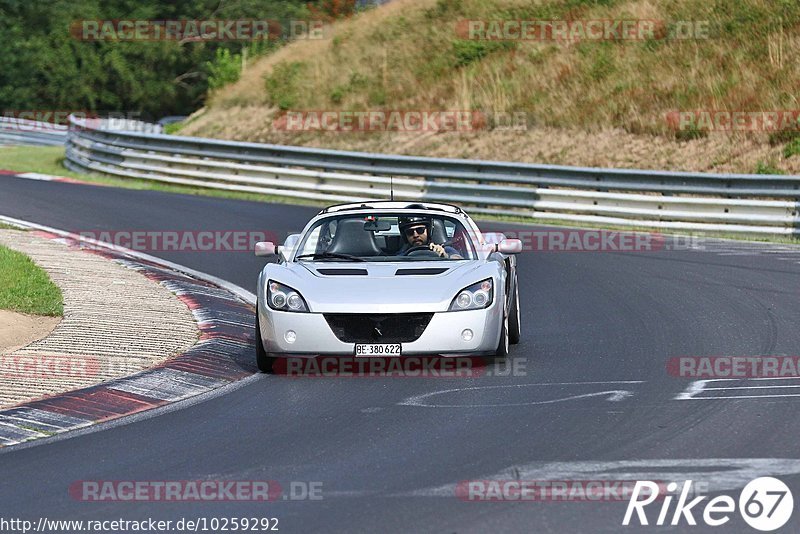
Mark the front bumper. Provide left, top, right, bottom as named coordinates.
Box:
left=257, top=300, right=502, bottom=357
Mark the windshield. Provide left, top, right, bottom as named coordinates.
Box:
left=294, top=213, right=476, bottom=261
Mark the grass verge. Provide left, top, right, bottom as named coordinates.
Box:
left=0, top=146, right=87, bottom=180
left=0, top=243, right=63, bottom=316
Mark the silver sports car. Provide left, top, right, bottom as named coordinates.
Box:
left=253, top=201, right=522, bottom=372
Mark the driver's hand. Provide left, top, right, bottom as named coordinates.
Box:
left=429, top=243, right=447, bottom=257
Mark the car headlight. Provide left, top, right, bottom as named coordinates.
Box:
left=449, top=278, right=493, bottom=311
left=267, top=280, right=309, bottom=312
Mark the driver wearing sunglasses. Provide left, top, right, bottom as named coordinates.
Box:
left=396, top=216, right=462, bottom=259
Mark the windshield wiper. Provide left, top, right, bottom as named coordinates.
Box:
left=295, top=252, right=366, bottom=262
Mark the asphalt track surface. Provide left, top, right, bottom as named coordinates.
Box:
left=1, top=174, right=800, bottom=533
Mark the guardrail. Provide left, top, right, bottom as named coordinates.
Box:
left=0, top=117, right=68, bottom=146
left=64, top=115, right=800, bottom=235
left=0, top=116, right=162, bottom=146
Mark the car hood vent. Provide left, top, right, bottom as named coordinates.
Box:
left=316, top=268, right=369, bottom=276
left=394, top=268, right=449, bottom=276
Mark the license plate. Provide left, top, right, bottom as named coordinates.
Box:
left=355, top=343, right=402, bottom=356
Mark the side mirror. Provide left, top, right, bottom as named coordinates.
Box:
left=254, top=241, right=276, bottom=257
left=481, top=232, right=506, bottom=252
left=497, top=238, right=523, bottom=254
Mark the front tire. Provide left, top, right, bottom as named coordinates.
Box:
left=508, top=277, right=521, bottom=345
left=495, top=308, right=510, bottom=358
left=255, top=308, right=275, bottom=373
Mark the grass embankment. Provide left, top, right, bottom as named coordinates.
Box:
left=178, top=0, right=800, bottom=175
left=0, top=244, right=63, bottom=316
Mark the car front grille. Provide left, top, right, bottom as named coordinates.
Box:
left=323, top=313, right=434, bottom=343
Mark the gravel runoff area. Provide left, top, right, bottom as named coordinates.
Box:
left=0, top=310, right=60, bottom=355
left=0, top=230, right=199, bottom=408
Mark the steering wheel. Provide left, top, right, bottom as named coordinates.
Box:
left=405, top=240, right=454, bottom=257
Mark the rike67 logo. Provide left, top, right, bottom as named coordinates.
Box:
left=623, top=477, right=793, bottom=531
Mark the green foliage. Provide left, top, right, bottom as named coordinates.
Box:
left=206, top=48, right=241, bottom=91
left=426, top=0, right=463, bottom=19
left=674, top=124, right=708, bottom=141
left=0, top=0, right=313, bottom=118
left=768, top=128, right=800, bottom=146
left=330, top=86, right=347, bottom=104
left=368, top=87, right=387, bottom=106
left=716, top=1, right=800, bottom=38
left=642, top=35, right=664, bottom=52
left=329, top=72, right=369, bottom=104
left=564, top=0, right=620, bottom=7
left=754, top=160, right=785, bottom=175
left=0, top=244, right=63, bottom=316
left=264, top=61, right=307, bottom=110
left=308, top=0, right=359, bottom=21
left=452, top=40, right=516, bottom=68
left=588, top=45, right=615, bottom=81
left=163, top=122, right=184, bottom=135
left=784, top=138, right=800, bottom=159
